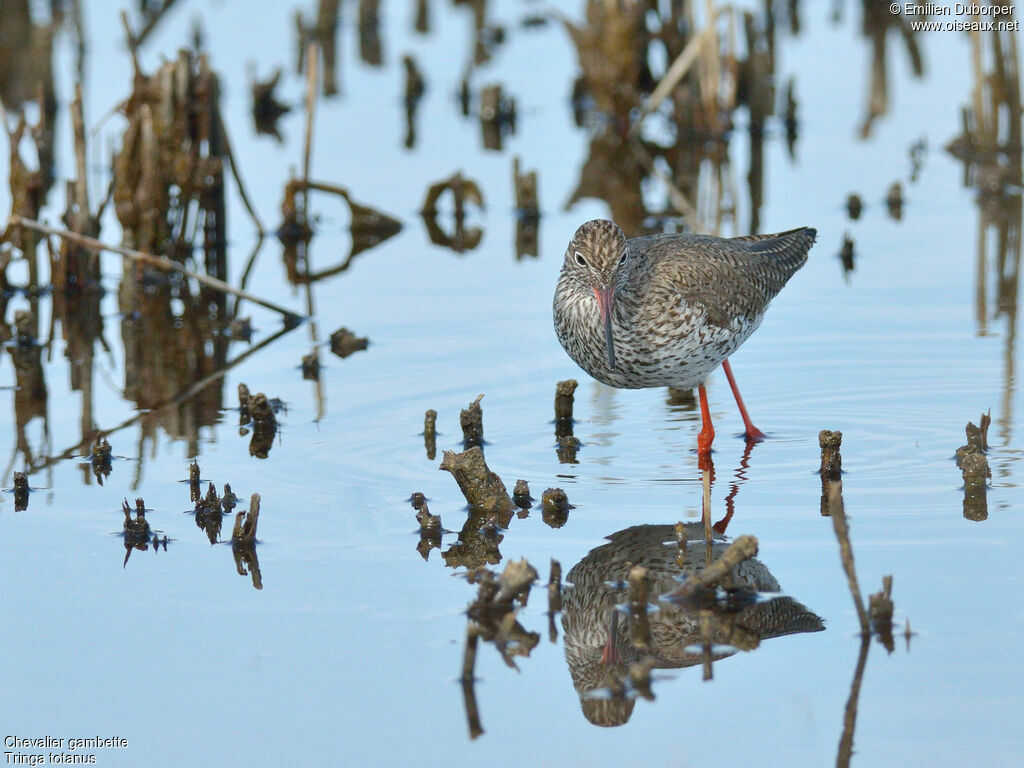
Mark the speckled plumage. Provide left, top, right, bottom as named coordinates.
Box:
left=553, top=219, right=816, bottom=391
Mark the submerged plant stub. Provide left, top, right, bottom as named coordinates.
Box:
left=955, top=411, right=991, bottom=466
left=232, top=493, right=261, bottom=545
left=540, top=487, right=573, bottom=528
left=188, top=462, right=201, bottom=505
left=554, top=379, right=578, bottom=432
left=90, top=438, right=112, bottom=482
left=818, top=430, right=843, bottom=479
left=459, top=394, right=485, bottom=449
left=512, top=479, right=533, bottom=510
left=423, top=409, right=437, bottom=460
left=439, top=446, right=514, bottom=516
left=329, top=327, right=369, bottom=359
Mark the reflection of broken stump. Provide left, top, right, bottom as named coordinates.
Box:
left=90, top=438, right=112, bottom=484
left=189, top=460, right=202, bottom=502
left=420, top=172, right=484, bottom=253
left=479, top=83, right=517, bottom=151
left=231, top=495, right=262, bottom=590
left=460, top=394, right=485, bottom=449
left=122, top=497, right=152, bottom=566
left=627, top=565, right=652, bottom=650
left=402, top=54, right=426, bottom=149
left=13, top=471, right=30, bottom=512
left=513, top=156, right=539, bottom=259
left=960, top=452, right=990, bottom=522
left=423, top=409, right=437, bottom=460
left=251, top=68, right=291, bottom=141
left=839, top=233, right=855, bottom=276
left=869, top=575, right=895, bottom=653
left=886, top=182, right=904, bottom=221
left=846, top=193, right=863, bottom=220
left=330, top=327, right=369, bottom=359
left=439, top=446, right=513, bottom=516
left=465, top=560, right=540, bottom=670
left=301, top=351, right=321, bottom=380
left=237, top=388, right=281, bottom=458
left=541, top=487, right=573, bottom=528
left=666, top=535, right=759, bottom=603
left=232, top=493, right=261, bottom=545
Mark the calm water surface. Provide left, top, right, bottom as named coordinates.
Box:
left=0, top=2, right=1021, bottom=767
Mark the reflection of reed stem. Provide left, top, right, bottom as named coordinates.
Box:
left=6, top=216, right=305, bottom=321
left=827, top=480, right=870, bottom=634
left=836, top=637, right=871, bottom=768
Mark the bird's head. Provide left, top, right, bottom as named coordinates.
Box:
left=563, top=219, right=630, bottom=370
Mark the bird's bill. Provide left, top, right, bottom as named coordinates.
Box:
left=593, top=285, right=616, bottom=370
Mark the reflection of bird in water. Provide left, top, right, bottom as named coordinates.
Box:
left=553, top=220, right=815, bottom=454
left=562, top=524, right=824, bottom=727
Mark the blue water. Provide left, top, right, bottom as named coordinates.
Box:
left=0, top=2, right=1021, bottom=766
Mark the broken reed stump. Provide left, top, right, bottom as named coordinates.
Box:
left=423, top=409, right=437, bottom=460
left=330, top=326, right=369, bottom=359
left=90, top=438, right=112, bottom=479
left=819, top=430, right=843, bottom=517
left=460, top=394, right=485, bottom=449
left=439, top=446, right=514, bottom=516
left=554, top=379, right=578, bottom=435
left=512, top=479, right=533, bottom=510
left=232, top=493, right=261, bottom=545
left=819, top=430, right=843, bottom=479
left=955, top=411, right=991, bottom=466
left=956, top=412, right=991, bottom=521
left=554, top=380, right=581, bottom=462
left=412, top=493, right=442, bottom=561
left=541, top=487, right=573, bottom=528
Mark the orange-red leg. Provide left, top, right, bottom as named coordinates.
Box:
left=697, top=384, right=715, bottom=455
left=721, top=359, right=766, bottom=441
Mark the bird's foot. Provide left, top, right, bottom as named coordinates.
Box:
left=742, top=425, right=767, bottom=443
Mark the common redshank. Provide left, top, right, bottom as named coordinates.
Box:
left=553, top=219, right=816, bottom=454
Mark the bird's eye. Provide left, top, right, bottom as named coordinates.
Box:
left=574, top=251, right=586, bottom=267
left=619, top=252, right=628, bottom=265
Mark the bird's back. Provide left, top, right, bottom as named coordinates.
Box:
left=626, top=227, right=816, bottom=330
